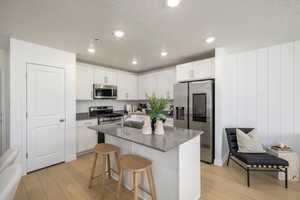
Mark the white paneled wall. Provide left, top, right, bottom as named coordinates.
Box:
left=218, top=40, right=300, bottom=163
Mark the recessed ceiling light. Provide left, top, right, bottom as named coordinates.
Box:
left=114, top=30, right=125, bottom=38
left=161, top=50, right=168, bottom=57
left=132, top=59, right=138, bottom=65
left=167, top=0, right=182, bottom=8
left=205, top=36, right=215, bottom=44
left=87, top=47, right=95, bottom=54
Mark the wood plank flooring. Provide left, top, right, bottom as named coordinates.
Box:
left=15, top=153, right=300, bottom=200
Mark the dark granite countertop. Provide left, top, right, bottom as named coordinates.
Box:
left=76, top=113, right=97, bottom=121
left=88, top=125, right=202, bottom=152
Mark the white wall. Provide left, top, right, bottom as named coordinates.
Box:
left=215, top=40, right=300, bottom=165
left=10, top=39, right=76, bottom=173
left=0, top=49, right=9, bottom=155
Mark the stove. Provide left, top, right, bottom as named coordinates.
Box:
left=89, top=106, right=124, bottom=143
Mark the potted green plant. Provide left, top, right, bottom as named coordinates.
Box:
left=147, top=94, right=168, bottom=130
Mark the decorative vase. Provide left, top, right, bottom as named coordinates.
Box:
left=154, top=120, right=165, bottom=135
left=142, top=116, right=152, bottom=135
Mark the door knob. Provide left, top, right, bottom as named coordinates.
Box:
left=59, top=119, right=65, bottom=123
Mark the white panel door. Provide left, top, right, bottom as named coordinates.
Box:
left=27, top=63, right=65, bottom=172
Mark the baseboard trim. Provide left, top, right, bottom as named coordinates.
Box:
left=214, top=154, right=228, bottom=166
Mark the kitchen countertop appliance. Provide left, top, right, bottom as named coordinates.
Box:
left=93, top=84, right=117, bottom=99
left=173, top=79, right=215, bottom=164
left=89, top=106, right=124, bottom=143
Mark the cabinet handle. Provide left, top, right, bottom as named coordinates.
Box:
left=104, top=76, right=108, bottom=84
left=126, top=92, right=129, bottom=99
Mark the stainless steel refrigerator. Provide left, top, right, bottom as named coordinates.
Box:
left=174, top=80, right=215, bottom=164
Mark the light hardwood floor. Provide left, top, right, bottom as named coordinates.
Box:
left=15, top=153, right=300, bottom=200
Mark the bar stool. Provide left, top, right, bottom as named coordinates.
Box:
left=89, top=143, right=120, bottom=188
left=117, top=154, right=156, bottom=200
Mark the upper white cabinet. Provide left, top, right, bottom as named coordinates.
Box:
left=76, top=66, right=94, bottom=100
left=117, top=72, right=138, bottom=100
left=157, top=68, right=176, bottom=99
left=138, top=67, right=176, bottom=100
left=138, top=73, right=158, bottom=99
left=94, top=69, right=117, bottom=85
left=176, top=58, right=215, bottom=82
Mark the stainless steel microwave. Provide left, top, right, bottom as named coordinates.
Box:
left=93, top=84, right=117, bottom=99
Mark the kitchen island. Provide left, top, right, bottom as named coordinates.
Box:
left=88, top=125, right=202, bottom=200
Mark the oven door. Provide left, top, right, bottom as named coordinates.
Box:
left=93, top=85, right=117, bottom=99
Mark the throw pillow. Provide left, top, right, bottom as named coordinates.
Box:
left=236, top=129, right=265, bottom=153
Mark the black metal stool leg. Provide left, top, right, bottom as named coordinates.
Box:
left=247, top=168, right=250, bottom=187
left=227, top=154, right=231, bottom=166
left=285, top=168, right=288, bottom=189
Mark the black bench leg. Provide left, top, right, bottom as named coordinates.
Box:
left=247, top=168, right=250, bottom=187
left=227, top=154, right=231, bottom=166
left=285, top=168, right=288, bottom=189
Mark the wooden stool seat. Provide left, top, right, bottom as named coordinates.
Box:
left=95, top=143, right=120, bottom=155
left=118, top=154, right=156, bottom=200
left=120, top=154, right=152, bottom=172
left=89, top=143, right=120, bottom=189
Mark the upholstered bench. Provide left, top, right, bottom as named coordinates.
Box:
left=225, top=128, right=289, bottom=188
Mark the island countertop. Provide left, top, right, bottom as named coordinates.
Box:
left=88, top=125, right=203, bottom=152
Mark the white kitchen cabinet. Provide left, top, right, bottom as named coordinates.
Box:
left=157, top=68, right=176, bottom=99
left=138, top=67, right=176, bottom=100
left=117, top=72, right=138, bottom=100
left=176, top=58, right=215, bottom=82
left=76, top=119, right=98, bottom=154
left=76, top=66, right=94, bottom=100
left=138, top=73, right=158, bottom=99
left=94, top=69, right=117, bottom=85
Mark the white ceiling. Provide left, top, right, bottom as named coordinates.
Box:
left=0, top=0, right=300, bottom=72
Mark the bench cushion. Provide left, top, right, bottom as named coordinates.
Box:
left=233, top=152, right=289, bottom=167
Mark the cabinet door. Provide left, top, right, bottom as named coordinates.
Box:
left=176, top=63, right=192, bottom=82
left=157, top=69, right=176, bottom=99
left=76, top=119, right=98, bottom=154
left=76, top=66, right=93, bottom=100
left=127, top=74, right=138, bottom=99
left=117, top=72, right=138, bottom=100
left=104, top=70, right=117, bottom=85
left=94, top=69, right=117, bottom=85
left=166, top=68, right=176, bottom=99
left=192, top=58, right=214, bottom=79
left=117, top=72, right=129, bottom=100
left=176, top=58, right=214, bottom=82
left=139, top=73, right=157, bottom=99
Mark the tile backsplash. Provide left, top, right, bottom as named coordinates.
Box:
left=76, top=100, right=147, bottom=113
left=76, top=99, right=173, bottom=113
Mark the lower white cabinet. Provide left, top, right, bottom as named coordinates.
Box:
left=76, top=119, right=98, bottom=154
